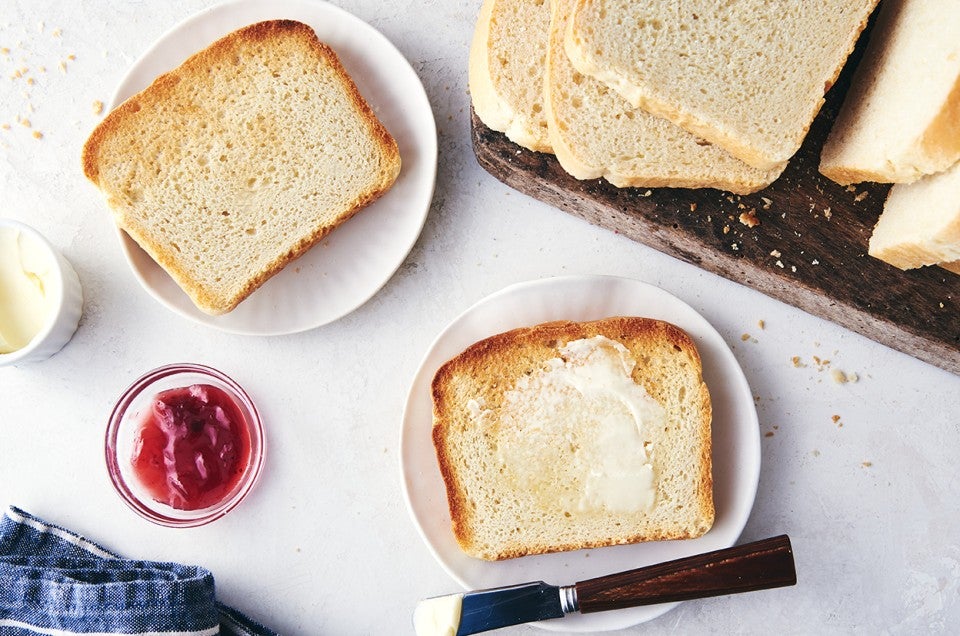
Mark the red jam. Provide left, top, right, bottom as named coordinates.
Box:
left=131, top=384, right=251, bottom=511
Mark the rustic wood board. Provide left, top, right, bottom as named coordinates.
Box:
left=470, top=39, right=960, bottom=375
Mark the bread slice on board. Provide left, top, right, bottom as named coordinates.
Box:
left=469, top=0, right=553, bottom=153
left=544, top=0, right=783, bottom=193
left=869, top=160, right=960, bottom=269
left=431, top=317, right=713, bottom=561
left=819, top=0, right=960, bottom=185
left=564, top=0, right=879, bottom=171
left=82, top=20, right=401, bottom=315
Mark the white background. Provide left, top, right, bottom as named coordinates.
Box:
left=1, top=1, right=958, bottom=634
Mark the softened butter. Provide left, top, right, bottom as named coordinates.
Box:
left=413, top=593, right=462, bottom=636
left=473, top=335, right=665, bottom=514
left=0, top=227, right=56, bottom=353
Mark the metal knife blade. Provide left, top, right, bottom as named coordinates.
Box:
left=455, top=581, right=571, bottom=635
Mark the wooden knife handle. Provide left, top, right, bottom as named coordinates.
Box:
left=575, top=535, right=796, bottom=614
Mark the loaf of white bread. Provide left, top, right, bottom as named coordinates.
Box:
left=82, top=21, right=401, bottom=314
left=564, top=0, right=879, bottom=171
left=869, top=161, right=960, bottom=269
left=543, top=0, right=783, bottom=193
left=819, top=0, right=960, bottom=185
left=469, top=0, right=553, bottom=153
left=431, top=317, right=713, bottom=560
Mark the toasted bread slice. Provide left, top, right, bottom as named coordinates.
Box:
left=544, top=0, right=783, bottom=193
left=431, top=317, right=713, bottom=561
left=565, top=0, right=879, bottom=171
left=82, top=20, right=401, bottom=314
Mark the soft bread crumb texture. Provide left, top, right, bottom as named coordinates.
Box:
left=469, top=0, right=553, bottom=152
left=81, top=20, right=401, bottom=314
left=431, top=317, right=713, bottom=561
left=819, top=0, right=960, bottom=185
left=543, top=0, right=783, bottom=193
left=565, top=0, right=879, bottom=170
left=869, top=160, right=960, bottom=269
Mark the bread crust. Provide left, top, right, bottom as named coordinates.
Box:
left=82, top=20, right=401, bottom=314
left=431, top=317, right=714, bottom=560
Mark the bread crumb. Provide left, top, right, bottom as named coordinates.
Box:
left=19, top=118, right=30, bottom=127
left=861, top=461, right=872, bottom=468
left=761, top=196, right=772, bottom=209
left=58, top=61, right=66, bottom=73
left=791, top=265, right=797, bottom=273
left=823, top=206, right=832, bottom=219
left=723, top=224, right=730, bottom=234
left=812, top=449, right=821, bottom=457
left=832, top=414, right=841, bottom=424
left=0, top=47, right=9, bottom=56
left=92, top=100, right=104, bottom=115
left=642, top=190, right=652, bottom=197
left=775, top=260, right=784, bottom=268
left=0, top=123, right=9, bottom=130
left=764, top=431, right=774, bottom=438
left=739, top=209, right=760, bottom=227
left=741, top=333, right=751, bottom=341
left=791, top=356, right=805, bottom=368
left=811, top=259, right=820, bottom=265
left=37, top=65, right=45, bottom=73
left=690, top=202, right=697, bottom=212
left=846, top=185, right=856, bottom=193
left=731, top=242, right=739, bottom=251
left=854, top=191, right=868, bottom=203
left=770, top=249, right=781, bottom=258
left=757, top=319, right=765, bottom=330
left=849, top=372, right=859, bottom=383
left=26, top=77, right=34, bottom=85
left=52, top=28, right=62, bottom=38
left=31, top=130, right=42, bottom=139
left=831, top=368, right=847, bottom=384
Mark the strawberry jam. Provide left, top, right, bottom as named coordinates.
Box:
left=131, top=384, right=251, bottom=511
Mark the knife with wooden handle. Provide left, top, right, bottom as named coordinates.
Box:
left=413, top=535, right=796, bottom=635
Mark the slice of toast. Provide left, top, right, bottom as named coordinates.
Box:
left=544, top=0, right=783, bottom=193
left=565, top=0, right=879, bottom=171
left=469, top=0, right=553, bottom=153
left=82, top=20, right=401, bottom=315
left=431, top=317, right=713, bottom=561
left=819, top=0, right=960, bottom=185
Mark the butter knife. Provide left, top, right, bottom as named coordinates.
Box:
left=414, top=535, right=796, bottom=635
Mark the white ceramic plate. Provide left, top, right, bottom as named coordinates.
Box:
left=107, top=0, right=437, bottom=335
left=400, top=275, right=761, bottom=632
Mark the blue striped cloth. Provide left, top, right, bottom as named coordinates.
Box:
left=0, top=506, right=276, bottom=635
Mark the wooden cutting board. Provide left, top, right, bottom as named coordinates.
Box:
left=470, top=35, right=960, bottom=375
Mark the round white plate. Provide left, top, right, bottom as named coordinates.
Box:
left=107, top=0, right=437, bottom=335
left=400, top=275, right=761, bottom=632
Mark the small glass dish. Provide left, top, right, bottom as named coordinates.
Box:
left=105, top=363, right=264, bottom=528
left=0, top=219, right=83, bottom=367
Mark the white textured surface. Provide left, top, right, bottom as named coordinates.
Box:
left=0, top=1, right=958, bottom=634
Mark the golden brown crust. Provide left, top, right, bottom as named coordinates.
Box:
left=431, top=316, right=714, bottom=560
left=81, top=20, right=400, bottom=315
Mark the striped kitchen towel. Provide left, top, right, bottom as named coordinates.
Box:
left=0, top=506, right=277, bottom=635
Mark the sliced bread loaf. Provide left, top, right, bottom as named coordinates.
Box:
left=431, top=317, right=713, bottom=561
left=819, top=0, right=960, bottom=185
left=82, top=20, right=401, bottom=314
left=469, top=0, right=553, bottom=152
left=869, top=160, right=960, bottom=269
left=565, top=0, right=879, bottom=171
left=544, top=0, right=783, bottom=193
